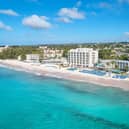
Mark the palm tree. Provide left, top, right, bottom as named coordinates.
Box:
left=125, top=65, right=129, bottom=72
left=115, top=64, right=119, bottom=69
left=106, top=62, right=112, bottom=77
left=111, top=61, right=115, bottom=69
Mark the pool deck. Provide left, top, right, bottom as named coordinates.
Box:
left=0, top=59, right=129, bottom=90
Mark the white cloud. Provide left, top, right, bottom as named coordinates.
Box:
left=22, top=15, right=52, bottom=29
left=86, top=2, right=112, bottom=9
left=76, top=1, right=82, bottom=7
left=58, top=17, right=72, bottom=23
left=125, top=32, right=129, bottom=37
left=58, top=8, right=85, bottom=19
left=99, top=2, right=112, bottom=8
left=58, top=7, right=85, bottom=23
left=30, top=0, right=38, bottom=2
left=0, top=9, right=19, bottom=16
left=90, top=11, right=97, bottom=16
left=57, top=0, right=85, bottom=23
left=118, top=0, right=129, bottom=3
left=0, top=21, right=12, bottom=31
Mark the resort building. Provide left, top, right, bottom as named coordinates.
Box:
left=0, top=45, right=9, bottom=53
left=42, top=58, right=68, bottom=66
left=39, top=46, right=63, bottom=59
left=115, top=60, right=129, bottom=71
left=68, top=48, right=98, bottom=68
left=26, top=54, right=40, bottom=63
left=17, top=55, right=22, bottom=61
left=100, top=60, right=129, bottom=71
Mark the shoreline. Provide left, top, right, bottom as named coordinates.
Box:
left=0, top=59, right=129, bottom=90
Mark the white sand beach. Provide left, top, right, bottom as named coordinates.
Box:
left=0, top=59, right=129, bottom=90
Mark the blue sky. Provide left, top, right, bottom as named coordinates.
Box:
left=0, top=0, right=129, bottom=45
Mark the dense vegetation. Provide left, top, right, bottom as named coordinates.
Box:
left=0, top=46, right=42, bottom=60
left=0, top=42, right=129, bottom=60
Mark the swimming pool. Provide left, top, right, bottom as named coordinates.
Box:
left=80, top=70, right=106, bottom=76
left=112, top=75, right=128, bottom=79
left=67, top=68, right=77, bottom=71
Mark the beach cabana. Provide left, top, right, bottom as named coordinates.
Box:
left=112, top=69, right=122, bottom=74
left=96, top=63, right=105, bottom=70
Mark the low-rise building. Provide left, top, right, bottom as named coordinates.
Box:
left=115, top=60, right=129, bottom=71
left=39, top=46, right=63, bottom=59
left=17, top=55, right=22, bottom=61
left=0, top=45, right=9, bottom=52
left=68, top=48, right=98, bottom=68
left=100, top=60, right=129, bottom=71
left=26, top=54, right=40, bottom=63
left=42, top=58, right=68, bottom=66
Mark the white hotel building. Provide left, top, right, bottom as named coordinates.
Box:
left=68, top=48, right=98, bottom=68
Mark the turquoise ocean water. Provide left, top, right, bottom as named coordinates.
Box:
left=0, top=67, right=129, bottom=129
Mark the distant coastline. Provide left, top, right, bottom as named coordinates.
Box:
left=0, top=59, right=129, bottom=90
